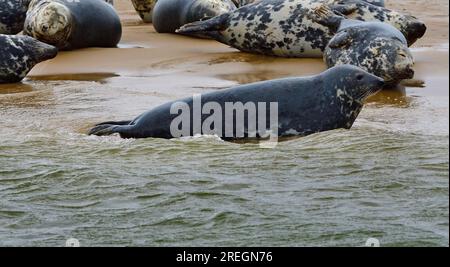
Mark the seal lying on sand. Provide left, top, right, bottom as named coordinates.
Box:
left=323, top=16, right=415, bottom=85
left=325, top=0, right=426, bottom=46
left=0, top=0, right=31, bottom=34
left=0, top=34, right=57, bottom=84
left=131, top=0, right=158, bottom=23
left=88, top=65, right=384, bottom=140
left=177, top=0, right=424, bottom=57
left=177, top=0, right=343, bottom=57
left=23, top=0, right=122, bottom=50
left=152, top=0, right=236, bottom=33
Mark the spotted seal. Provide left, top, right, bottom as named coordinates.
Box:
left=0, top=0, right=31, bottom=34
left=131, top=0, right=158, bottom=23
left=177, top=0, right=346, bottom=57
left=325, top=0, right=426, bottom=46
left=319, top=9, right=415, bottom=85
left=88, top=65, right=384, bottom=140
left=23, top=0, right=122, bottom=50
left=152, top=0, right=236, bottom=33
left=0, top=34, right=58, bottom=84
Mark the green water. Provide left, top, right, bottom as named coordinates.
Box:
left=0, top=61, right=449, bottom=247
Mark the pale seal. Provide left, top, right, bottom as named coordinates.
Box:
left=152, top=0, right=237, bottom=33
left=23, top=0, right=122, bottom=50
left=0, top=34, right=58, bottom=84
left=88, top=65, right=385, bottom=140
left=131, top=0, right=158, bottom=23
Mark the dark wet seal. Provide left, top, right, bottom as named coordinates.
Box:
left=88, top=65, right=385, bottom=140
left=27, top=73, right=119, bottom=83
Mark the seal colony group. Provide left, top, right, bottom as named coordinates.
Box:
left=0, top=0, right=429, bottom=141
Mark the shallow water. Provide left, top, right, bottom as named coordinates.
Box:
left=1, top=45, right=449, bottom=247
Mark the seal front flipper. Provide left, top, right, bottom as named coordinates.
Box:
left=307, top=4, right=345, bottom=32
left=176, top=14, right=230, bottom=40
left=329, top=3, right=358, bottom=16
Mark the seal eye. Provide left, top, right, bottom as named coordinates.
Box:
left=356, top=74, right=364, bottom=81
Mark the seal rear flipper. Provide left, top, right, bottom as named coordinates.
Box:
left=176, top=14, right=230, bottom=39
left=95, top=120, right=132, bottom=126
left=88, top=124, right=133, bottom=138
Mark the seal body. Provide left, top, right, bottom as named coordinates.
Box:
left=0, top=0, right=31, bottom=34
left=89, top=65, right=385, bottom=140
left=153, top=0, right=236, bottom=33
left=177, top=0, right=343, bottom=57
left=131, top=0, right=158, bottom=23
left=324, top=20, right=415, bottom=85
left=326, top=0, right=426, bottom=46
left=231, top=0, right=383, bottom=7
left=0, top=34, right=58, bottom=84
left=23, top=0, right=122, bottom=50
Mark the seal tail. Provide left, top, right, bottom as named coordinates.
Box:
left=176, top=14, right=229, bottom=39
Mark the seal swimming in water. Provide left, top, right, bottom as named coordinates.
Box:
left=131, top=0, right=158, bottom=23
left=152, top=0, right=236, bottom=33
left=325, top=0, right=426, bottom=46
left=88, top=65, right=385, bottom=140
left=23, top=0, right=122, bottom=50
left=0, top=0, right=31, bottom=34
left=323, top=14, right=415, bottom=85
left=0, top=34, right=58, bottom=84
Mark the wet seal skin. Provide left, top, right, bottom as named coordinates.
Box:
left=177, top=0, right=345, bottom=57
left=88, top=65, right=385, bottom=140
left=325, top=0, right=426, bottom=46
left=320, top=7, right=415, bottom=85
left=0, top=34, right=58, bottom=84
left=152, top=0, right=236, bottom=33
left=23, top=0, right=122, bottom=50
left=0, top=0, right=31, bottom=34
left=131, top=0, right=158, bottom=23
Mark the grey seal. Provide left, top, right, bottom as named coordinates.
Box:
left=0, top=0, right=31, bottom=34
left=88, top=65, right=384, bottom=140
left=0, top=34, right=58, bottom=84
left=23, top=0, right=122, bottom=50
left=130, top=0, right=158, bottom=23
left=152, top=0, right=236, bottom=33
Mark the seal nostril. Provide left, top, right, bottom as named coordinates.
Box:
left=356, top=74, right=364, bottom=81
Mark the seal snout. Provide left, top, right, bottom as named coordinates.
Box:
left=405, top=18, right=427, bottom=46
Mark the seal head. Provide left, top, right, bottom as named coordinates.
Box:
left=0, top=34, right=58, bottom=84
left=324, top=20, right=415, bottom=85
left=24, top=0, right=73, bottom=49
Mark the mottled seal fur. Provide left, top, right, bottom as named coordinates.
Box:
left=0, top=0, right=31, bottom=34
left=0, top=34, right=57, bottom=84
left=23, top=0, right=122, bottom=50
left=324, top=18, right=415, bottom=85
left=131, top=0, right=158, bottom=23
left=325, top=0, right=426, bottom=46
left=152, top=0, right=236, bottom=33
left=177, top=0, right=344, bottom=57
left=88, top=65, right=384, bottom=140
